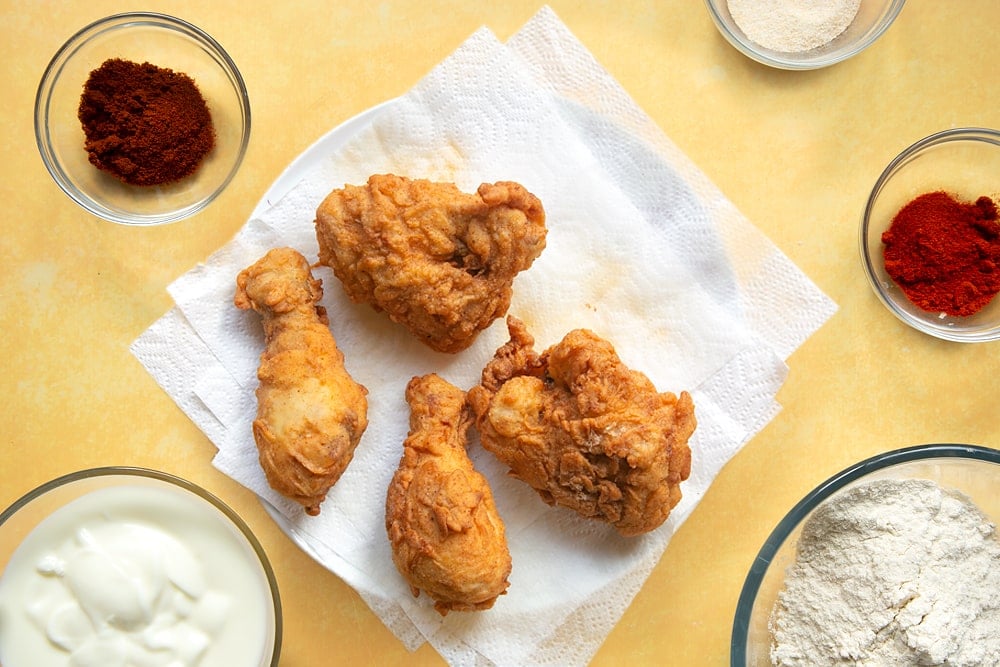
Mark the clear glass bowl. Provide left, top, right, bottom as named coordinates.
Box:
left=731, top=444, right=1000, bottom=665
left=704, top=0, right=905, bottom=70
left=860, top=127, right=1000, bottom=342
left=0, top=467, right=281, bottom=666
left=34, top=12, right=251, bottom=225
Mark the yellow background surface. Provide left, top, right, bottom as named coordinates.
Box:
left=2, top=1, right=999, bottom=665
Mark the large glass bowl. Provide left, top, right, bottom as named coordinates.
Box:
left=860, top=128, right=1000, bottom=342
left=731, top=444, right=1000, bottom=665
left=704, top=0, right=905, bottom=70
left=34, top=12, right=251, bottom=225
left=0, top=467, right=281, bottom=666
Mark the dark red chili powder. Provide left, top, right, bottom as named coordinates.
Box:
left=881, top=191, right=1000, bottom=317
left=78, top=58, right=215, bottom=186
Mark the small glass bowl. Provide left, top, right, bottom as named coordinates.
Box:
left=860, top=128, right=1000, bottom=342
left=704, top=0, right=905, bottom=70
left=0, top=467, right=281, bottom=666
left=731, top=444, right=1000, bottom=666
left=35, top=13, right=251, bottom=225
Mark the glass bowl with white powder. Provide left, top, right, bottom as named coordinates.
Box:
left=731, top=444, right=1000, bottom=666
left=0, top=467, right=282, bottom=667
left=704, top=0, right=906, bottom=70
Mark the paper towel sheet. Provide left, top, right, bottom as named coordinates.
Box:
left=131, top=7, right=835, bottom=666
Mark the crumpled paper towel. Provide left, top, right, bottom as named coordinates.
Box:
left=131, top=7, right=836, bottom=666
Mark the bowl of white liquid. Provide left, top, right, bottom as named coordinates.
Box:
left=0, top=467, right=281, bottom=666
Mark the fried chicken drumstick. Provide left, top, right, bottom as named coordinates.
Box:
left=467, top=317, right=696, bottom=537
left=385, top=373, right=512, bottom=615
left=315, top=174, right=547, bottom=353
left=235, top=247, right=369, bottom=516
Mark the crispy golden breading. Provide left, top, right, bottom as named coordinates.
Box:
left=385, top=374, right=511, bottom=615
left=314, top=174, right=547, bottom=353
left=235, top=247, right=369, bottom=516
left=467, top=317, right=696, bottom=537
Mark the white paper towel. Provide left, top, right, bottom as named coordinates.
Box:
left=131, top=7, right=836, bottom=666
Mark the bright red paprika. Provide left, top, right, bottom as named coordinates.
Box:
left=882, top=191, right=1000, bottom=317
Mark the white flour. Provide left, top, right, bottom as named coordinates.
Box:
left=769, top=478, right=1000, bottom=666
left=727, top=0, right=861, bottom=53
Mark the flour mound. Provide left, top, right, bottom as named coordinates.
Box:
left=770, top=478, right=1000, bottom=666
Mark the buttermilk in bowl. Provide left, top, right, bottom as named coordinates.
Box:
left=0, top=482, right=277, bottom=666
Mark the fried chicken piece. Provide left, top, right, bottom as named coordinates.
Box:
left=235, top=247, right=369, bottom=516
left=314, top=174, right=547, bottom=353
left=467, top=317, right=696, bottom=537
left=385, top=374, right=511, bottom=615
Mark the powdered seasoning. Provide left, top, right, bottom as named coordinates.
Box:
left=727, top=0, right=861, bottom=53
left=78, top=58, right=215, bottom=186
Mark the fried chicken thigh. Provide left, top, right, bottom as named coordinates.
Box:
left=385, top=374, right=511, bottom=615
left=314, top=174, right=547, bottom=353
left=467, top=317, right=696, bottom=537
left=235, top=247, right=369, bottom=516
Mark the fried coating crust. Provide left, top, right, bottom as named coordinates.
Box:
left=314, top=174, right=547, bottom=353
left=385, top=374, right=512, bottom=615
left=467, top=317, right=696, bottom=537
left=235, top=247, right=369, bottom=516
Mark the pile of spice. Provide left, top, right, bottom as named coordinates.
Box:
left=727, top=0, right=861, bottom=53
left=881, top=191, right=1000, bottom=317
left=78, top=58, right=215, bottom=187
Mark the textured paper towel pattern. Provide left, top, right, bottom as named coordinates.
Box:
left=508, top=13, right=834, bottom=360
left=131, top=7, right=836, bottom=666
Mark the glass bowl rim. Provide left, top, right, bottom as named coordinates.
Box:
left=702, top=0, right=907, bottom=71
left=729, top=443, right=1000, bottom=664
left=0, top=465, right=282, bottom=665
left=858, top=126, right=1000, bottom=342
left=33, top=11, right=252, bottom=226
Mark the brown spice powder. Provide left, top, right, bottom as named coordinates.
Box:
left=78, top=58, right=215, bottom=186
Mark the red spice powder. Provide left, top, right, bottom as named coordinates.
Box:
left=78, top=58, right=215, bottom=186
left=881, top=191, right=1000, bottom=317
